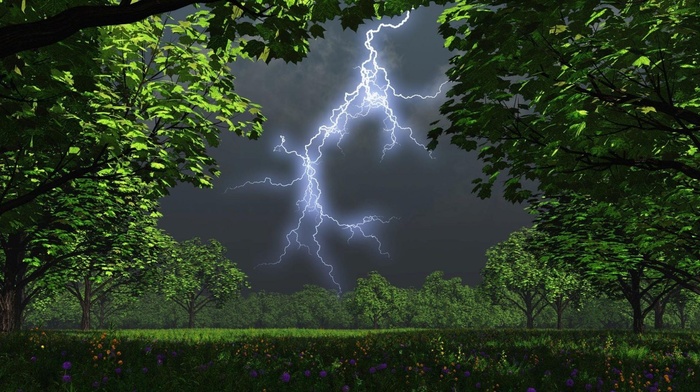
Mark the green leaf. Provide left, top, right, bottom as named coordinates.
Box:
left=309, top=24, right=325, bottom=39
left=632, top=55, right=651, bottom=67
left=549, top=25, right=568, bottom=35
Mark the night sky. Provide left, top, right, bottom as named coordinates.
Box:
left=157, top=4, right=534, bottom=294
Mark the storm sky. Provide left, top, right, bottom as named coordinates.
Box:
left=157, top=4, right=534, bottom=295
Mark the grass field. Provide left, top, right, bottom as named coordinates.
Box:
left=1, top=327, right=699, bottom=391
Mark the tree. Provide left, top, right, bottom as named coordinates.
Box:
left=0, top=7, right=265, bottom=333
left=91, top=286, right=141, bottom=329
left=351, top=271, right=405, bottom=329
left=667, top=286, right=700, bottom=329
left=156, top=237, right=249, bottom=328
left=482, top=228, right=550, bottom=329
left=529, top=192, right=686, bottom=333
left=413, top=271, right=476, bottom=328
left=290, top=284, right=351, bottom=328
left=428, top=0, right=700, bottom=205
left=0, top=7, right=268, bottom=228
left=542, top=268, right=593, bottom=330
left=0, top=171, right=169, bottom=332
left=62, top=214, right=173, bottom=330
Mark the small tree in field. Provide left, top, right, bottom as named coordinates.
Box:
left=156, top=238, right=249, bottom=328
left=352, top=271, right=406, bottom=329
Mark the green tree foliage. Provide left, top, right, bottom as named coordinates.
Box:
left=528, top=192, right=688, bottom=333
left=667, top=286, right=700, bottom=329
left=351, top=271, right=406, bottom=329
left=482, top=228, right=550, bottom=329
left=429, top=0, right=700, bottom=203
left=413, top=271, right=477, bottom=328
left=0, top=6, right=264, bottom=333
left=0, top=171, right=169, bottom=332
left=0, top=7, right=269, bottom=228
left=0, top=0, right=444, bottom=60
left=115, top=291, right=185, bottom=329
left=542, top=267, right=593, bottom=330
left=290, top=284, right=352, bottom=328
left=254, top=291, right=297, bottom=328
left=155, top=237, right=249, bottom=328
left=482, top=226, right=594, bottom=329
left=24, top=270, right=700, bottom=330
left=61, top=213, right=173, bottom=331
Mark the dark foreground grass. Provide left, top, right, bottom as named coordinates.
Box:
left=1, top=328, right=698, bottom=391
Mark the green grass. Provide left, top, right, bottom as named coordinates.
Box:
left=1, top=328, right=699, bottom=391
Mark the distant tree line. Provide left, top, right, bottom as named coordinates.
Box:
left=23, top=265, right=700, bottom=331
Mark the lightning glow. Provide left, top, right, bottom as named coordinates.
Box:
left=230, top=11, right=447, bottom=294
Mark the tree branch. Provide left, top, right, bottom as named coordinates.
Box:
left=0, top=0, right=223, bottom=58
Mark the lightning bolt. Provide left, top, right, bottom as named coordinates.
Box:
left=230, top=11, right=447, bottom=294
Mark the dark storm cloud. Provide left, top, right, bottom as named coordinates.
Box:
left=158, top=4, right=534, bottom=294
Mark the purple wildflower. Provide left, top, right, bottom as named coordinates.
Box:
left=62, top=375, right=71, bottom=383
left=280, top=372, right=291, bottom=382
left=319, top=370, right=327, bottom=378
left=62, top=361, right=72, bottom=370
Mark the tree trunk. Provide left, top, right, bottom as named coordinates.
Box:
left=0, top=289, right=17, bottom=333
left=630, top=294, right=645, bottom=333
left=552, top=296, right=566, bottom=330
left=524, top=293, right=535, bottom=329
left=632, top=311, right=645, bottom=333
left=653, top=301, right=665, bottom=330
left=79, top=277, right=92, bottom=330
left=97, top=296, right=106, bottom=329
left=677, top=302, right=687, bottom=329
left=623, top=270, right=645, bottom=334
left=556, top=306, right=563, bottom=329
left=188, top=303, right=195, bottom=328
left=526, top=313, right=534, bottom=329
left=1, top=234, right=29, bottom=333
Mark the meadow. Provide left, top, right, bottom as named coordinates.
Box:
left=1, top=327, right=699, bottom=391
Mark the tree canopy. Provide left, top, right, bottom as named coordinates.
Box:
left=429, top=0, right=700, bottom=203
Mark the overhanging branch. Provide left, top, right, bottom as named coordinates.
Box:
left=0, top=0, right=222, bottom=58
